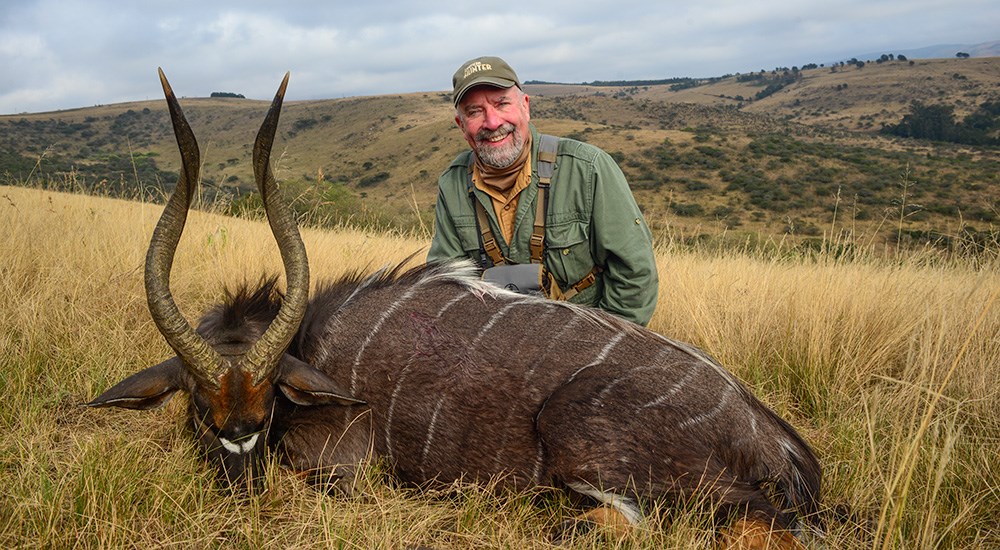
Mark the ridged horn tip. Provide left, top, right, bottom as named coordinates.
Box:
left=157, top=68, right=173, bottom=99
left=277, top=71, right=290, bottom=98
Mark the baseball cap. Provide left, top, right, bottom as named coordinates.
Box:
left=452, top=56, right=521, bottom=107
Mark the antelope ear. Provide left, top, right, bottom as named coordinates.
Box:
left=277, top=354, right=365, bottom=407
left=85, top=357, right=187, bottom=410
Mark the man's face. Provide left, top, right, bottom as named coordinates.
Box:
left=455, top=86, right=531, bottom=169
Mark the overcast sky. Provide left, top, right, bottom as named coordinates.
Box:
left=2, top=0, right=997, bottom=115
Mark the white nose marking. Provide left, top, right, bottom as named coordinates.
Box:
left=219, top=433, right=260, bottom=455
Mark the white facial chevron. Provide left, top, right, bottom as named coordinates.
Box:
left=218, top=433, right=260, bottom=455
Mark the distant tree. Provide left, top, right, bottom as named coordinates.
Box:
left=881, top=100, right=1000, bottom=145
left=961, top=105, right=993, bottom=133
left=956, top=52, right=971, bottom=59
left=210, top=92, right=246, bottom=98
left=882, top=101, right=957, bottom=141
left=752, top=71, right=802, bottom=101
left=897, top=54, right=908, bottom=61
left=955, top=101, right=1000, bottom=145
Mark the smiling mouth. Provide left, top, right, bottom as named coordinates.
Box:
left=478, top=126, right=513, bottom=145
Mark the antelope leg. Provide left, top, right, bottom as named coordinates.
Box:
left=718, top=518, right=806, bottom=550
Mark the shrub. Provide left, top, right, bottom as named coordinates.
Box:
left=358, top=171, right=390, bottom=187
left=671, top=202, right=705, bottom=217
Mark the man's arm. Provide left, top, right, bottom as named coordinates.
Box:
left=591, top=153, right=659, bottom=326
left=427, top=181, right=467, bottom=263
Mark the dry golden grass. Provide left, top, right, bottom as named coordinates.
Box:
left=2, top=186, right=998, bottom=548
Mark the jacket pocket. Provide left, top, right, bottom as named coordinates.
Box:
left=453, top=214, right=481, bottom=255
left=545, top=220, right=593, bottom=290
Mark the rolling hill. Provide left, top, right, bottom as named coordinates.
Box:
left=1, top=56, right=998, bottom=249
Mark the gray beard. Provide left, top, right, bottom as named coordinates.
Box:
left=475, top=125, right=525, bottom=169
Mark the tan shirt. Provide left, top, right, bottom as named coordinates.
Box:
left=471, top=150, right=533, bottom=245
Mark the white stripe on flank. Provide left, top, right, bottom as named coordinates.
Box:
left=434, top=291, right=468, bottom=318
left=385, top=290, right=467, bottom=462
left=314, top=268, right=390, bottom=365
left=565, top=331, right=626, bottom=384
left=349, top=283, right=423, bottom=392
left=536, top=330, right=627, bottom=437
left=343, top=267, right=389, bottom=309
left=384, top=354, right=419, bottom=463
left=678, top=385, right=733, bottom=430
left=653, top=334, right=746, bottom=395
left=566, top=482, right=643, bottom=524
left=470, top=301, right=523, bottom=348
left=781, top=438, right=806, bottom=491
left=596, top=348, right=674, bottom=401
left=525, top=306, right=575, bottom=379
left=595, top=365, right=659, bottom=402
left=639, top=364, right=698, bottom=410
left=489, top=303, right=564, bottom=477
left=419, top=397, right=446, bottom=479
left=530, top=441, right=546, bottom=484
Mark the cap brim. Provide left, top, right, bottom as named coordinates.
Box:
left=453, top=77, right=519, bottom=106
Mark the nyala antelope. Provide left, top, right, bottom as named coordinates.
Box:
left=87, top=70, right=822, bottom=548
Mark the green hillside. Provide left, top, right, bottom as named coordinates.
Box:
left=2, top=57, right=998, bottom=249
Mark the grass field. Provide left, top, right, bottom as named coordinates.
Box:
left=1, top=185, right=998, bottom=548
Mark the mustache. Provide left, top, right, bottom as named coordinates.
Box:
left=476, top=123, right=515, bottom=143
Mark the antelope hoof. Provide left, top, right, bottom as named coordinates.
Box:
left=718, top=518, right=805, bottom=550
left=551, top=506, right=633, bottom=542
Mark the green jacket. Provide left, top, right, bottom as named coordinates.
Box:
left=428, top=124, right=658, bottom=326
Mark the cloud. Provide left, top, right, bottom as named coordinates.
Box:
left=0, top=0, right=997, bottom=114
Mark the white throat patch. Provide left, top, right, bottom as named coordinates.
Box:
left=219, top=433, right=260, bottom=455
